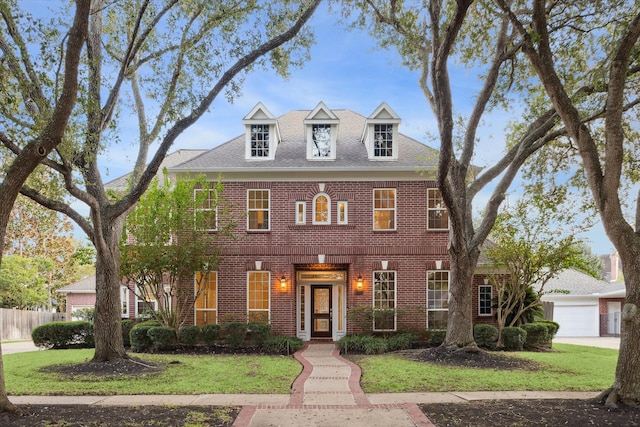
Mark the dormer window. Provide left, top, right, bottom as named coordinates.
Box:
left=243, top=102, right=280, bottom=160
left=363, top=102, right=401, bottom=161
left=305, top=102, right=339, bottom=160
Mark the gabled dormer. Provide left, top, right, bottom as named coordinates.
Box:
left=242, top=102, right=280, bottom=160
left=362, top=102, right=401, bottom=161
left=304, top=102, right=339, bottom=160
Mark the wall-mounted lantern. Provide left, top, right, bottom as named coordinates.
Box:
left=355, top=274, right=364, bottom=295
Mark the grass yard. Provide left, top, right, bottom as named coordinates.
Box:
left=3, top=349, right=302, bottom=395
left=349, top=344, right=617, bottom=393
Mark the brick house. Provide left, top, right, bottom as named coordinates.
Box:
left=157, top=102, right=497, bottom=341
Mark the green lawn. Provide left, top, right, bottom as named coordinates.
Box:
left=349, top=344, right=617, bottom=393
left=3, top=350, right=302, bottom=395
left=2, top=344, right=617, bottom=395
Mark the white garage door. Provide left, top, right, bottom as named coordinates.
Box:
left=553, top=304, right=599, bottom=337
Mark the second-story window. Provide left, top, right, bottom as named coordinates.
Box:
left=194, top=188, right=217, bottom=231
left=247, top=189, right=270, bottom=230
left=373, top=189, right=396, bottom=230
left=313, top=193, right=330, bottom=224
left=337, top=201, right=348, bottom=224
left=374, top=124, right=393, bottom=157
left=427, top=189, right=449, bottom=230
left=250, top=124, right=269, bottom=158
left=296, top=201, right=306, bottom=225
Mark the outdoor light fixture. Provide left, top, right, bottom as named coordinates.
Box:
left=356, top=275, right=364, bottom=295
left=280, top=275, right=287, bottom=289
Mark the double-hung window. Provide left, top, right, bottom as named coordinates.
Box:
left=195, top=272, right=217, bottom=325
left=427, top=271, right=449, bottom=329
left=427, top=189, right=449, bottom=230
left=248, top=271, right=270, bottom=323
left=479, top=285, right=493, bottom=316
left=247, top=189, right=270, bottom=230
left=373, top=271, right=396, bottom=331
left=373, top=189, right=396, bottom=230
left=194, top=187, right=217, bottom=231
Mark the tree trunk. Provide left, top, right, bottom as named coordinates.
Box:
left=444, top=248, right=480, bottom=348
left=92, top=217, right=127, bottom=362
left=597, top=247, right=640, bottom=407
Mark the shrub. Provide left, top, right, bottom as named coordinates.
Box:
left=425, top=329, right=446, bottom=346
left=223, top=322, right=247, bottom=348
left=537, top=320, right=560, bottom=339
left=179, top=325, right=201, bottom=346
left=147, top=326, right=177, bottom=350
left=129, top=320, right=161, bottom=352
left=201, top=324, right=221, bottom=346
left=347, top=306, right=375, bottom=335
left=121, top=320, right=136, bottom=347
left=261, top=336, right=304, bottom=355
left=386, top=333, right=417, bottom=351
left=32, top=321, right=94, bottom=349
left=337, top=334, right=387, bottom=354
left=502, top=326, right=527, bottom=351
left=248, top=322, right=271, bottom=347
left=522, top=323, right=551, bottom=350
left=474, top=324, right=498, bottom=349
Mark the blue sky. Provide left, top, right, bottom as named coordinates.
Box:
left=24, top=1, right=615, bottom=256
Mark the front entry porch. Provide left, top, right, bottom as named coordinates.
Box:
left=296, top=270, right=347, bottom=342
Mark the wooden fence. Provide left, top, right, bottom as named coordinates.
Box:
left=0, top=308, right=65, bottom=341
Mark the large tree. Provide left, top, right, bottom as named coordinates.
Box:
left=0, top=0, right=90, bottom=413
left=495, top=0, right=640, bottom=407
left=4, top=0, right=321, bottom=363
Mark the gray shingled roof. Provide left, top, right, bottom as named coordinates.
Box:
left=106, top=149, right=208, bottom=190
left=169, top=109, right=439, bottom=173
left=539, top=269, right=623, bottom=296
left=58, top=275, right=96, bottom=293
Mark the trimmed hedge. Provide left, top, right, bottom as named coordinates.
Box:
left=537, top=320, right=560, bottom=339
left=337, top=334, right=387, bottom=354
left=386, top=332, right=417, bottom=351
left=32, top=321, right=94, bottom=349
left=129, top=320, right=161, bottom=352
left=261, top=336, right=304, bottom=355
left=425, top=329, right=446, bottom=346
left=147, top=326, right=177, bottom=350
left=502, top=326, right=527, bottom=351
left=122, top=320, right=136, bottom=347
left=179, top=325, right=201, bottom=346
left=223, top=322, right=247, bottom=349
left=201, top=324, right=221, bottom=345
left=474, top=324, right=498, bottom=349
left=248, top=322, right=271, bottom=347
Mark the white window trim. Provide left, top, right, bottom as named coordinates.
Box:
left=373, top=188, right=397, bottom=231
left=306, top=123, right=338, bottom=160
left=247, top=271, right=271, bottom=322
left=478, top=284, right=493, bottom=316
left=312, top=193, right=331, bottom=225
left=295, top=201, right=306, bottom=225
left=427, top=188, right=449, bottom=230
left=136, top=285, right=159, bottom=318
left=120, top=286, right=130, bottom=318
left=337, top=201, right=348, bottom=225
left=247, top=189, right=270, bottom=231
left=194, top=188, right=218, bottom=231
left=426, top=270, right=450, bottom=329
left=372, top=270, right=397, bottom=332
left=195, top=272, right=218, bottom=325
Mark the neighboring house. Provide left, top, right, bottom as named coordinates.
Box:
left=57, top=276, right=96, bottom=321
left=155, top=101, right=497, bottom=341
left=539, top=269, right=625, bottom=337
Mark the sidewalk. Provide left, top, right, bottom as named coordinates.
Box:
left=6, top=342, right=601, bottom=427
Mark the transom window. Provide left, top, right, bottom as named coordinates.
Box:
left=248, top=271, right=270, bottom=323
left=312, top=124, right=332, bottom=158
left=479, top=284, right=493, bottom=316
left=427, top=189, right=449, bottom=230
left=373, top=189, right=396, bottom=230
left=250, top=124, right=269, bottom=158
left=427, top=271, right=449, bottom=329
left=313, top=193, right=330, bottom=224
left=194, top=187, right=217, bottom=231
left=374, top=124, right=393, bottom=157
left=195, top=272, right=217, bottom=326
left=373, top=271, right=396, bottom=331
left=247, top=189, right=270, bottom=230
